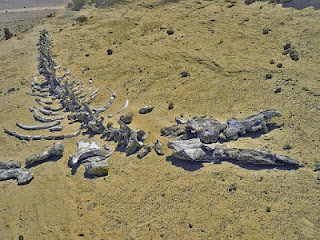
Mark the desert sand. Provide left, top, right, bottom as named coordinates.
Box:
left=0, top=0, right=319, bottom=239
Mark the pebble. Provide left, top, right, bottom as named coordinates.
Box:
left=265, top=74, right=272, bottom=79
left=167, top=29, right=174, bottom=35
left=180, top=72, right=190, bottom=78
left=106, top=49, right=113, bottom=55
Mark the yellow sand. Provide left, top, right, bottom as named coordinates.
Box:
left=0, top=0, right=319, bottom=239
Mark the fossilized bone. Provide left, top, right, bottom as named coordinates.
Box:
left=68, top=139, right=112, bottom=166
left=4, top=29, right=129, bottom=140
left=25, top=142, right=64, bottom=167
left=0, top=161, right=33, bottom=185
left=161, top=110, right=281, bottom=144
left=168, top=138, right=299, bottom=166
left=107, top=98, right=129, bottom=118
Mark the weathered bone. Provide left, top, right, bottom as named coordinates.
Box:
left=168, top=138, right=299, bottom=166
left=0, top=168, right=34, bottom=185
left=92, top=88, right=116, bottom=113
left=4, top=128, right=81, bottom=141
left=30, top=108, right=65, bottom=122
left=85, top=160, right=109, bottom=177
left=68, top=139, right=112, bottom=166
left=25, top=142, right=64, bottom=167
left=162, top=110, right=281, bottom=143
left=153, top=140, right=165, bottom=156
left=49, top=125, right=63, bottom=132
left=107, top=99, right=129, bottom=118
left=32, top=105, right=63, bottom=116
left=16, top=120, right=61, bottom=130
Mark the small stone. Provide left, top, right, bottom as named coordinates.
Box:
left=227, top=3, right=234, bottom=8
left=283, top=42, right=291, bottom=50
left=274, top=88, right=281, bottom=93
left=180, top=72, right=190, bottom=78
left=314, top=164, right=320, bottom=172
left=139, top=106, right=154, bottom=114
left=277, top=63, right=283, bottom=68
left=262, top=28, right=270, bottom=34
left=167, top=29, right=174, bottom=35
left=3, top=28, right=13, bottom=40
left=317, top=175, right=320, bottom=181
left=266, top=207, right=271, bottom=212
left=283, top=144, right=291, bottom=150
left=106, top=49, right=113, bottom=55
left=168, top=103, right=174, bottom=110
left=265, top=74, right=272, bottom=79
left=243, top=17, right=249, bottom=22
left=85, top=160, right=109, bottom=177
left=120, top=112, right=132, bottom=124
left=18, top=236, right=24, bottom=240
left=269, top=60, right=275, bottom=64
left=211, top=29, right=215, bottom=34
left=85, top=53, right=89, bottom=57
left=7, top=87, right=16, bottom=93
left=228, top=183, right=237, bottom=192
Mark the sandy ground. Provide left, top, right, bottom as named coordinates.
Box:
left=0, top=0, right=320, bottom=239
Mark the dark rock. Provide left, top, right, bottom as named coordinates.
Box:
left=284, top=42, right=291, bottom=50
left=277, top=63, right=283, bottom=68
left=283, top=144, right=291, bottom=150
left=106, top=49, right=113, bottom=55
left=228, top=183, right=237, bottom=192
left=265, top=74, right=272, bottom=79
left=167, top=29, right=174, bottom=35
left=139, top=106, right=154, bottom=114
left=266, top=207, right=271, bottom=213
left=270, top=60, right=275, bottom=64
left=274, top=87, right=281, bottom=93
left=120, top=112, right=133, bottom=124
left=3, top=28, right=13, bottom=40
left=85, top=54, right=89, bottom=57
left=314, top=164, right=320, bottom=172
left=168, top=103, right=174, bottom=110
left=180, top=72, right=190, bottom=78
left=262, top=28, right=270, bottom=34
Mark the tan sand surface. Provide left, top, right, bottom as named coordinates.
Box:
left=0, top=0, right=320, bottom=239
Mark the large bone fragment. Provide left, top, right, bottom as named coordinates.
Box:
left=223, top=110, right=281, bottom=140
left=16, top=120, right=61, bottom=130
left=162, top=110, right=281, bottom=143
left=84, top=160, right=109, bottom=177
left=167, top=139, right=299, bottom=166
left=25, top=142, right=64, bottom=167
left=69, top=139, right=112, bottom=166
left=0, top=168, right=33, bottom=185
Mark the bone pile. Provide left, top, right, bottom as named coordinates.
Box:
left=4, top=29, right=128, bottom=141
left=164, top=110, right=299, bottom=166
left=69, top=139, right=112, bottom=176
left=0, top=161, right=33, bottom=185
